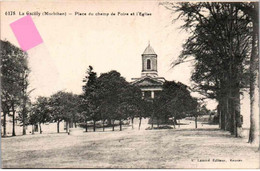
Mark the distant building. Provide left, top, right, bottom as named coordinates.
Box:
left=131, top=44, right=165, bottom=99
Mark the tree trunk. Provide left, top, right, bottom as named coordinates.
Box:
left=3, top=111, right=7, bottom=136
left=233, top=86, right=241, bottom=137
left=103, top=120, right=105, bottom=132
left=2, top=103, right=9, bottom=136
left=151, top=116, right=154, bottom=129
left=22, top=107, right=26, bottom=135
left=218, top=107, right=221, bottom=129
left=39, top=123, right=42, bottom=134
left=229, top=63, right=241, bottom=136
left=228, top=84, right=235, bottom=135
left=32, top=125, right=34, bottom=134
left=249, top=17, right=259, bottom=144
left=217, top=104, right=221, bottom=129
left=229, top=97, right=235, bottom=135
left=85, top=121, right=88, bottom=132
left=22, top=103, right=26, bottom=135
left=209, top=113, right=212, bottom=122
left=248, top=72, right=259, bottom=144
left=131, top=117, right=134, bottom=129
left=107, top=119, right=111, bottom=126
left=138, top=117, right=142, bottom=130
left=195, top=116, right=198, bottom=129
left=11, top=104, right=16, bottom=136
left=22, top=124, right=26, bottom=135
left=174, top=117, right=177, bottom=127
left=224, top=97, right=231, bottom=132
left=57, top=120, right=60, bottom=133
left=119, top=119, right=122, bottom=131
left=220, top=99, right=226, bottom=130
left=66, top=122, right=69, bottom=133
left=232, top=99, right=237, bottom=136
left=93, top=120, right=96, bottom=132
left=112, top=120, right=115, bottom=131
left=157, top=116, right=159, bottom=128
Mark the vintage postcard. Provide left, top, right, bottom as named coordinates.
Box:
left=1, top=0, right=259, bottom=169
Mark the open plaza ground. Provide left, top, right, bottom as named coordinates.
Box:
left=1, top=119, right=259, bottom=168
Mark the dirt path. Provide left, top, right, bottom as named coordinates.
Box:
left=2, top=120, right=259, bottom=168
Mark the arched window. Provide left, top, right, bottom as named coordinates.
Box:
left=147, top=59, right=151, bottom=69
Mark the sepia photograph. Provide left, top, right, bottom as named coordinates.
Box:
left=0, top=0, right=259, bottom=169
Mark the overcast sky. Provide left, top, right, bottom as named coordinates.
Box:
left=1, top=1, right=220, bottom=109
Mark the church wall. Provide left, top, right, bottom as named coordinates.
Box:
left=140, top=87, right=163, bottom=91
left=152, top=56, right=157, bottom=71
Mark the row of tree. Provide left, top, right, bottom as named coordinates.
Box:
left=29, top=92, right=80, bottom=134
left=1, top=39, right=199, bottom=135
left=1, top=40, right=30, bottom=136
left=0, top=39, right=201, bottom=136
left=81, top=66, right=200, bottom=131
left=80, top=66, right=143, bottom=131
left=28, top=66, right=200, bottom=134
left=0, top=40, right=80, bottom=136
left=164, top=2, right=259, bottom=144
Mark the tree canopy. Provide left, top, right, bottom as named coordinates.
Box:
left=1, top=40, right=30, bottom=136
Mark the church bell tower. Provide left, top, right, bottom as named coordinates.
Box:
left=141, top=43, right=158, bottom=78
left=131, top=43, right=165, bottom=100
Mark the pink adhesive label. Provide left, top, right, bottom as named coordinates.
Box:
left=10, top=15, right=43, bottom=51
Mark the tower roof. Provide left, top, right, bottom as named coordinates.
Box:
left=142, top=44, right=156, bottom=55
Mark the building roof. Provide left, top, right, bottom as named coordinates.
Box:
left=131, top=76, right=164, bottom=87
left=142, top=44, right=156, bottom=55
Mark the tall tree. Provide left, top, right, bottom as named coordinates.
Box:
left=1, top=40, right=30, bottom=136
left=49, top=92, right=64, bottom=133
left=158, top=81, right=198, bottom=127
left=117, top=84, right=142, bottom=130
left=116, top=102, right=130, bottom=131
left=82, top=66, right=99, bottom=132
left=28, top=106, right=38, bottom=134
left=167, top=2, right=252, bottom=136
left=49, top=91, right=81, bottom=133
left=96, top=70, right=129, bottom=131
left=49, top=91, right=67, bottom=133
left=18, top=73, right=32, bottom=135
left=31, top=97, right=51, bottom=134
left=237, top=2, right=260, bottom=144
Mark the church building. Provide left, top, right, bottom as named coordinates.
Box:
left=131, top=44, right=165, bottom=99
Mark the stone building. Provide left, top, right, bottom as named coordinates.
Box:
left=131, top=44, right=165, bottom=99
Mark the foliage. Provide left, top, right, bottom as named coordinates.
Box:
left=81, top=66, right=99, bottom=126
left=165, top=2, right=257, bottom=135
left=30, top=97, right=51, bottom=125
left=96, top=70, right=142, bottom=122
left=80, top=67, right=143, bottom=131
left=157, top=81, right=198, bottom=121
left=49, top=91, right=81, bottom=124
left=117, top=84, right=142, bottom=120
left=1, top=40, right=30, bottom=136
